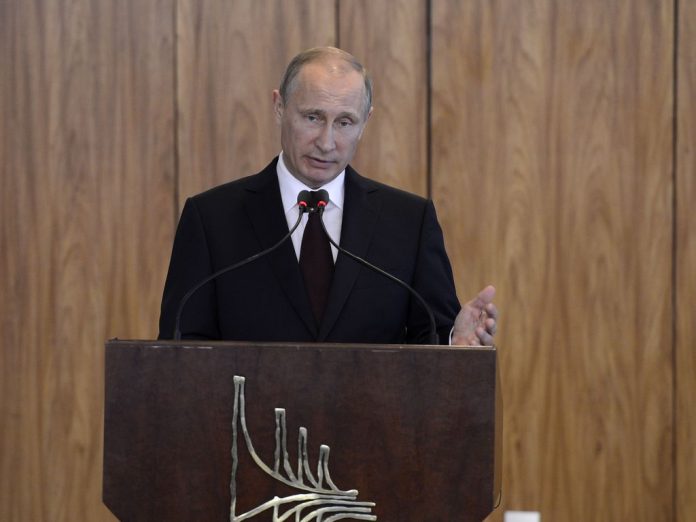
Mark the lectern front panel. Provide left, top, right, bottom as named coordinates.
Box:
left=103, top=340, right=500, bottom=521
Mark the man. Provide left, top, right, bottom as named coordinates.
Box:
left=158, top=47, right=497, bottom=345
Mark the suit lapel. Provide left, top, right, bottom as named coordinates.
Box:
left=244, top=161, right=318, bottom=337
left=318, top=167, right=381, bottom=340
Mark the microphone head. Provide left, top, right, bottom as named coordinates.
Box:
left=297, top=190, right=330, bottom=212
left=297, top=190, right=311, bottom=213
left=314, top=189, right=330, bottom=210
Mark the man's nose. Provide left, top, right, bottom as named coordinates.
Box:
left=315, top=123, right=336, bottom=152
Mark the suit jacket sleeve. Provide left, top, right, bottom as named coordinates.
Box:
left=407, top=199, right=461, bottom=344
left=158, top=197, right=220, bottom=340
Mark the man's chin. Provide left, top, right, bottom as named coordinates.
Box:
left=300, top=168, right=341, bottom=188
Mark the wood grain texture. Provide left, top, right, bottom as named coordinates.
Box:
left=431, top=1, right=674, bottom=520
left=1, top=0, right=692, bottom=520
left=104, top=341, right=499, bottom=521
left=677, top=0, right=696, bottom=520
left=176, top=0, right=335, bottom=204
left=0, top=1, right=175, bottom=520
left=338, top=0, right=428, bottom=195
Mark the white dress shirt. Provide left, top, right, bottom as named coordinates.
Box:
left=276, top=152, right=344, bottom=262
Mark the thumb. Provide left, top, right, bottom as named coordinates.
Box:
left=473, top=285, right=495, bottom=307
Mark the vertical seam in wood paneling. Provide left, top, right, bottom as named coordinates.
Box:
left=173, top=0, right=180, bottom=221
left=426, top=0, right=432, bottom=199
left=671, top=1, right=679, bottom=520
left=335, top=0, right=340, bottom=48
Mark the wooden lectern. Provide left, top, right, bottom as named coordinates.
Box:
left=103, top=340, right=502, bottom=521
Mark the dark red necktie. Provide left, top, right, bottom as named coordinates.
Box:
left=299, top=192, right=334, bottom=324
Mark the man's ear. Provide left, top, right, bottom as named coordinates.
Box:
left=272, top=90, right=284, bottom=123
left=357, top=105, right=374, bottom=140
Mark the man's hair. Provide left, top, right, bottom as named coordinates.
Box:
left=279, top=47, right=373, bottom=118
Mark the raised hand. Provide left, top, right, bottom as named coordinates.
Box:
left=452, top=285, right=498, bottom=346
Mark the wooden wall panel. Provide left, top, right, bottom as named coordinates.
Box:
left=0, top=1, right=175, bottom=520
left=338, top=0, right=428, bottom=195
left=1, top=1, right=692, bottom=520
left=176, top=0, right=335, bottom=204
left=431, top=1, right=674, bottom=521
left=677, top=0, right=696, bottom=519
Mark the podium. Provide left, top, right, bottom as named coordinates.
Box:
left=103, top=340, right=502, bottom=521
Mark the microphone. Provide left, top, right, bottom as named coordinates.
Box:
left=172, top=192, right=311, bottom=340
left=315, top=194, right=439, bottom=345
left=297, top=189, right=329, bottom=213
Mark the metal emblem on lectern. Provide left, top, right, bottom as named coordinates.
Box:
left=230, top=376, right=377, bottom=522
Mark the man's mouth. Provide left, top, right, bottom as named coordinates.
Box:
left=306, top=156, right=335, bottom=168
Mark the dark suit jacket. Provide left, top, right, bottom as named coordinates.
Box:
left=158, top=158, right=460, bottom=344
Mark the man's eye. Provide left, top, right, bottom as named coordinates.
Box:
left=338, top=119, right=352, bottom=127
left=306, top=114, right=319, bottom=122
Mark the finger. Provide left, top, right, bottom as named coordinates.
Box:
left=469, top=285, right=496, bottom=309
left=485, top=317, right=497, bottom=335
left=484, top=302, right=498, bottom=320
left=477, top=285, right=496, bottom=303
left=476, top=326, right=494, bottom=346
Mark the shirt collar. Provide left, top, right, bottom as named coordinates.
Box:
left=277, top=151, right=345, bottom=214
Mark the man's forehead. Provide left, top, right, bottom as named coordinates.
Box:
left=290, top=64, right=367, bottom=114
left=296, top=62, right=363, bottom=91
left=293, top=97, right=365, bottom=122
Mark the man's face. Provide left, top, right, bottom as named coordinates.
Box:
left=273, top=61, right=372, bottom=188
